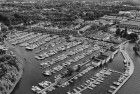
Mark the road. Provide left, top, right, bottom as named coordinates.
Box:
left=112, top=42, right=134, bottom=94
left=117, top=42, right=140, bottom=94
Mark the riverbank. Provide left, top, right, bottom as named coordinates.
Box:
left=7, top=51, right=24, bottom=94
left=112, top=42, right=134, bottom=94
left=0, top=41, right=25, bottom=94
left=117, top=43, right=140, bottom=94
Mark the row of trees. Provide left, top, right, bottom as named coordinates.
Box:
left=0, top=12, right=41, bottom=29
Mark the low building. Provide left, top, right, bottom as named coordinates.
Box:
left=103, top=50, right=118, bottom=63
left=100, top=15, right=128, bottom=22
left=119, top=20, right=140, bottom=30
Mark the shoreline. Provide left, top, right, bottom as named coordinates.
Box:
left=8, top=54, right=24, bottom=94
left=1, top=41, right=25, bottom=94
left=112, top=42, right=134, bottom=94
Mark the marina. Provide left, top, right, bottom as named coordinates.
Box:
left=0, top=1, right=140, bottom=94
left=5, top=31, right=128, bottom=94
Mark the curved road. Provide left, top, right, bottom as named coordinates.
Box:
left=117, top=43, right=140, bottom=94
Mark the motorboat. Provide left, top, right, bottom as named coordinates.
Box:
left=110, top=85, right=117, bottom=90
left=31, top=86, right=41, bottom=93
left=38, top=81, right=52, bottom=88
left=35, top=55, right=46, bottom=60
left=113, top=82, right=121, bottom=86
left=43, top=70, right=52, bottom=76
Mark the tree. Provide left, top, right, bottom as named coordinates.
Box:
left=133, top=42, right=140, bottom=55
left=128, top=33, right=139, bottom=42
left=0, top=14, right=11, bottom=27
left=0, top=49, right=6, bottom=55
left=115, top=26, right=121, bottom=36
left=7, top=59, right=19, bottom=71
left=14, top=13, right=29, bottom=25
left=121, top=27, right=128, bottom=38
left=3, top=34, right=7, bottom=39
left=14, top=13, right=21, bottom=19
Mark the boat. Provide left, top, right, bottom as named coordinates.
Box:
left=113, top=82, right=121, bottom=86
left=25, top=46, right=33, bottom=51
left=67, top=91, right=72, bottom=94
left=93, top=81, right=100, bottom=85
left=31, top=86, right=41, bottom=93
left=110, top=85, right=117, bottom=90
left=107, top=90, right=114, bottom=93
left=35, top=55, right=46, bottom=60
left=38, top=81, right=51, bottom=88
left=40, top=62, right=50, bottom=67
left=96, top=79, right=103, bottom=83
left=43, top=70, right=52, bottom=76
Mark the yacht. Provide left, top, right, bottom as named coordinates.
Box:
left=113, top=82, right=121, bottom=86
left=110, top=85, right=117, bottom=90
left=31, top=86, right=41, bottom=93
left=38, top=81, right=51, bottom=88
left=107, top=90, right=114, bottom=93
left=43, top=70, right=52, bottom=76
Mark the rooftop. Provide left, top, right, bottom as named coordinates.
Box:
left=101, top=15, right=127, bottom=21
left=120, top=20, right=140, bottom=27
